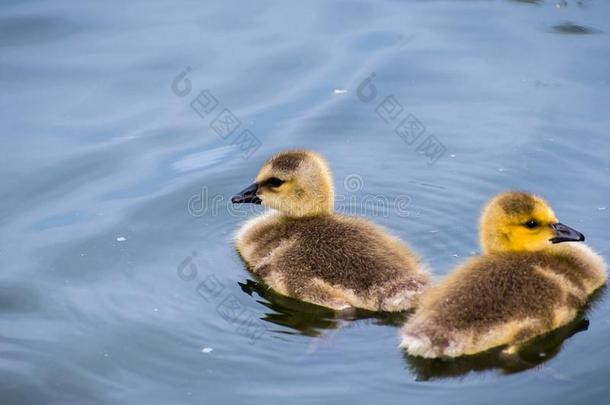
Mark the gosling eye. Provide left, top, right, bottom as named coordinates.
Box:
left=266, top=177, right=285, bottom=188
left=523, top=219, right=539, bottom=229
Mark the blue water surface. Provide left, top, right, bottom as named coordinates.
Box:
left=1, top=0, right=610, bottom=404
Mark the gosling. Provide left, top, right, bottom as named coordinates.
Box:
left=400, top=191, right=607, bottom=358
left=231, top=150, right=430, bottom=311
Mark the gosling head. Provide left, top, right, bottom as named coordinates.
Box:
left=231, top=150, right=334, bottom=217
left=479, top=191, right=584, bottom=254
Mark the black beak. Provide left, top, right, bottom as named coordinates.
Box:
left=231, top=183, right=261, bottom=204
left=550, top=222, right=585, bottom=244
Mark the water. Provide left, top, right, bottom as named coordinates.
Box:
left=1, top=0, right=610, bottom=403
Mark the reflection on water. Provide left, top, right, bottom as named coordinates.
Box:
left=405, top=287, right=607, bottom=380
left=405, top=317, right=591, bottom=381
left=239, top=278, right=410, bottom=337
left=239, top=277, right=606, bottom=380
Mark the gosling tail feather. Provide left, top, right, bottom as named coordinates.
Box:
left=400, top=322, right=463, bottom=358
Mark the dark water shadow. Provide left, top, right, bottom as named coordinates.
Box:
left=238, top=278, right=410, bottom=337
left=0, top=282, right=43, bottom=314
left=403, top=287, right=607, bottom=381
left=510, top=0, right=543, bottom=5
left=550, top=21, right=601, bottom=35
left=0, top=16, right=82, bottom=47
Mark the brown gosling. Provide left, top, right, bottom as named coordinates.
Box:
left=400, top=191, right=607, bottom=358
left=231, top=150, right=430, bottom=311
